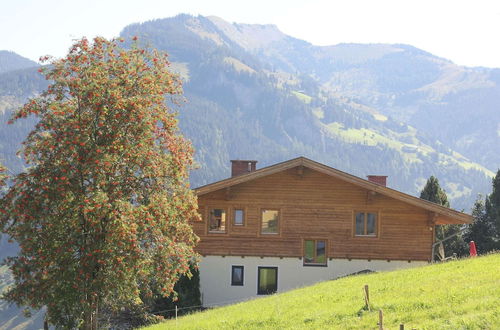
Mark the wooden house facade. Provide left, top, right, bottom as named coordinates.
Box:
left=191, top=157, right=472, bottom=307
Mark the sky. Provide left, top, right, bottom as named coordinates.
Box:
left=2, top=0, right=500, bottom=68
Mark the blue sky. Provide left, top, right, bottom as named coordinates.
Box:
left=2, top=0, right=500, bottom=67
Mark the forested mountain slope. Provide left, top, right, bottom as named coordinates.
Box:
left=120, top=14, right=496, bottom=209
left=0, top=13, right=499, bottom=330
left=0, top=15, right=498, bottom=211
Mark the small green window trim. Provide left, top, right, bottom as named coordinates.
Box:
left=355, top=212, right=378, bottom=237
left=304, top=240, right=327, bottom=266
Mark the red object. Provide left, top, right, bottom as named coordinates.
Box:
left=367, top=175, right=388, bottom=186
left=230, top=160, right=257, bottom=177
left=469, top=241, right=477, bottom=257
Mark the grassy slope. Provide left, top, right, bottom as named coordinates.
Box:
left=147, top=254, right=500, bottom=329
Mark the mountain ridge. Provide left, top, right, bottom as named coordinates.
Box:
left=1, top=14, right=497, bottom=211
left=0, top=51, right=38, bottom=74
left=0, top=13, right=499, bottom=329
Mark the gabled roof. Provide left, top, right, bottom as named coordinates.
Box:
left=195, top=157, right=472, bottom=225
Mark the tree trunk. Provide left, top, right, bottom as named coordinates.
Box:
left=92, top=301, right=98, bottom=330
left=82, top=308, right=92, bottom=330
left=82, top=299, right=98, bottom=330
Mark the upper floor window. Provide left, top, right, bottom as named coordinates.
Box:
left=355, top=212, right=377, bottom=236
left=261, top=209, right=279, bottom=234
left=234, top=209, right=244, bottom=226
left=304, top=239, right=327, bottom=266
left=209, top=208, right=226, bottom=233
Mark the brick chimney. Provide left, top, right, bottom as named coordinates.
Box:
left=231, top=160, right=258, bottom=177
left=367, top=175, right=388, bottom=186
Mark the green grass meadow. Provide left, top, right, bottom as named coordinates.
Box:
left=145, top=253, right=500, bottom=329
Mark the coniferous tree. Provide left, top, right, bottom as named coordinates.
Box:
left=486, top=169, right=500, bottom=241
left=464, top=196, right=497, bottom=254
left=466, top=170, right=500, bottom=254
left=420, top=176, right=467, bottom=257
left=420, top=176, right=450, bottom=207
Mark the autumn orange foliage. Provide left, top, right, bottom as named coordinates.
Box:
left=0, top=37, right=200, bottom=329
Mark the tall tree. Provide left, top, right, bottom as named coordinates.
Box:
left=464, top=196, right=497, bottom=254
left=467, top=170, right=500, bottom=254
left=420, top=176, right=449, bottom=207
left=420, top=176, right=467, bottom=257
left=0, top=37, right=200, bottom=329
left=486, top=169, right=500, bottom=239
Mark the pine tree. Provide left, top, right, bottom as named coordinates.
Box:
left=420, top=176, right=450, bottom=207
left=0, top=37, right=200, bottom=329
left=464, top=196, right=497, bottom=254
left=486, top=169, right=500, bottom=241
left=420, top=176, right=467, bottom=257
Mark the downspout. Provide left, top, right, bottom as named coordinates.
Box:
left=431, top=226, right=468, bottom=263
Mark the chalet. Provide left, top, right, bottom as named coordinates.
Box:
left=191, top=157, right=472, bottom=307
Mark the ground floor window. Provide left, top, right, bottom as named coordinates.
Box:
left=231, top=266, right=244, bottom=286
left=257, top=267, right=278, bottom=295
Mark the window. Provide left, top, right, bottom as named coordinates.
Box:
left=257, top=267, right=277, bottom=295
left=208, top=208, right=226, bottom=233
left=234, top=209, right=244, bottom=226
left=355, top=212, right=377, bottom=236
left=261, top=209, right=279, bottom=234
left=304, top=240, right=327, bottom=266
left=231, top=266, right=244, bottom=286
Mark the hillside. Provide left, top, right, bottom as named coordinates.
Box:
left=147, top=254, right=500, bottom=329
left=0, top=15, right=497, bottom=211
left=0, top=51, right=37, bottom=74
left=120, top=14, right=496, bottom=209
left=0, top=13, right=499, bottom=329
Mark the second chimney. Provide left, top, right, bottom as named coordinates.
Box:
left=367, top=175, right=388, bottom=186
left=231, top=160, right=257, bottom=177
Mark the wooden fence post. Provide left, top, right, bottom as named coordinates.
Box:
left=364, top=284, right=370, bottom=310
left=378, top=309, right=383, bottom=330
left=400, top=324, right=404, bottom=330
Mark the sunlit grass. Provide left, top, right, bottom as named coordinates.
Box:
left=291, top=91, right=313, bottom=104
left=145, top=253, right=500, bottom=329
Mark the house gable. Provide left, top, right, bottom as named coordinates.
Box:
left=195, top=157, right=472, bottom=225
left=193, top=165, right=450, bottom=261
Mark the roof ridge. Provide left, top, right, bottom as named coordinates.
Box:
left=194, top=157, right=472, bottom=224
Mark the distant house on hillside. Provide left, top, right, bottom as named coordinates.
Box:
left=190, top=157, right=472, bottom=307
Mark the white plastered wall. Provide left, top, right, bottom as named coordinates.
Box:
left=199, top=256, right=427, bottom=307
